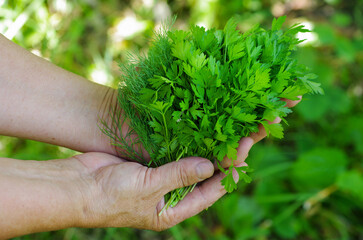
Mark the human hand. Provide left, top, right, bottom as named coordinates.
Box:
left=73, top=152, right=228, bottom=231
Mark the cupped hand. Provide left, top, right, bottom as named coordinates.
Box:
left=72, top=152, right=231, bottom=231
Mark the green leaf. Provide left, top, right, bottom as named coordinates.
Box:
left=150, top=134, right=164, bottom=144
left=285, top=23, right=310, bottom=36
left=279, top=85, right=306, bottom=100
left=172, top=111, right=182, bottom=122
left=200, top=114, right=211, bottom=130
left=203, top=138, right=216, bottom=150
left=189, top=103, right=203, bottom=119
left=228, top=106, right=257, bottom=122
left=235, top=166, right=253, bottom=183
left=191, top=83, right=205, bottom=102
left=214, top=29, right=224, bottom=44
left=263, top=106, right=292, bottom=122
left=169, top=29, right=190, bottom=42
left=299, top=73, right=324, bottom=95
left=208, top=56, right=218, bottom=75
left=214, top=142, right=228, bottom=161
left=271, top=69, right=290, bottom=93
left=261, top=121, right=284, bottom=139
left=272, top=16, right=286, bottom=31
left=224, top=18, right=240, bottom=46
left=150, top=101, right=166, bottom=112
left=139, top=88, right=156, bottom=103
left=221, top=170, right=237, bottom=193
left=148, top=77, right=165, bottom=89
left=237, top=166, right=254, bottom=172
left=226, top=143, right=238, bottom=160
left=224, top=118, right=235, bottom=135
left=183, top=62, right=196, bottom=78
left=189, top=51, right=207, bottom=70
left=180, top=99, right=189, bottom=111
left=277, top=69, right=291, bottom=82
left=149, top=120, right=163, bottom=132
left=302, top=80, right=324, bottom=95
left=215, top=132, right=228, bottom=142
left=250, top=45, right=262, bottom=60
left=214, top=115, right=226, bottom=134
left=250, top=68, right=270, bottom=91
left=237, top=113, right=257, bottom=122
left=191, top=25, right=217, bottom=51
left=174, top=87, right=184, bottom=98
left=172, top=40, right=192, bottom=61
left=228, top=41, right=245, bottom=62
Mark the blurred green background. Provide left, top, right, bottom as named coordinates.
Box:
left=1, top=0, right=363, bottom=239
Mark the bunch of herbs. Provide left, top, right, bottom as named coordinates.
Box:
left=101, top=16, right=322, bottom=212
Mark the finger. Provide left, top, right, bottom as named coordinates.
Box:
left=281, top=95, right=302, bottom=108
left=153, top=157, right=214, bottom=194
left=216, top=137, right=254, bottom=169
left=162, top=171, right=227, bottom=225
left=164, top=161, right=248, bottom=225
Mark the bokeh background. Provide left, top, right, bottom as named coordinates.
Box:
left=1, top=0, right=363, bottom=239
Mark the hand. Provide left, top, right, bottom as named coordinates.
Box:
left=73, top=152, right=224, bottom=231
left=1, top=151, right=223, bottom=237
left=1, top=135, right=258, bottom=239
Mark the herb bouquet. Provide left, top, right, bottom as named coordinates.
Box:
left=101, top=16, right=322, bottom=213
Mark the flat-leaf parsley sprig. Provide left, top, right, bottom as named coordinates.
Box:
left=101, top=16, right=323, bottom=213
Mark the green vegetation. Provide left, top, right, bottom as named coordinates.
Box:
left=104, top=16, right=321, bottom=210
left=1, top=0, right=362, bottom=239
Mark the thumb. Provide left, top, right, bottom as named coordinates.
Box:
left=153, top=157, right=214, bottom=194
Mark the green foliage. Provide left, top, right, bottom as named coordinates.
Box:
left=2, top=0, right=363, bottom=239
left=107, top=16, right=321, bottom=210
left=337, top=170, right=363, bottom=201
left=292, top=148, right=347, bottom=190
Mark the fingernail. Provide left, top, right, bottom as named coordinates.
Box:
left=196, top=161, right=213, bottom=179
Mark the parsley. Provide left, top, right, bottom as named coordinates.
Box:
left=102, top=16, right=323, bottom=212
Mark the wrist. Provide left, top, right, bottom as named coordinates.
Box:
left=0, top=34, right=119, bottom=155
left=93, top=86, right=119, bottom=156
left=0, top=157, right=91, bottom=238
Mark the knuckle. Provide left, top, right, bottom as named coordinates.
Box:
left=147, top=168, right=164, bottom=191
left=177, top=163, right=192, bottom=187
left=143, top=167, right=154, bottom=186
